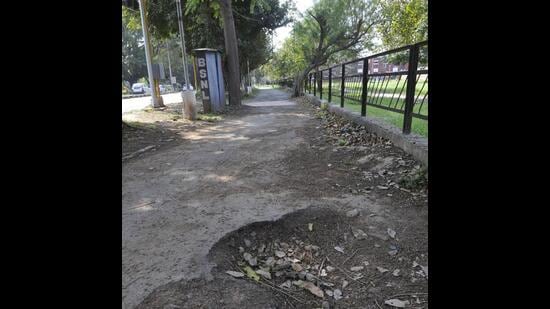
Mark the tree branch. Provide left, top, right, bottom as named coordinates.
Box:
left=232, top=8, right=263, bottom=23
left=323, top=18, right=383, bottom=57
left=307, top=12, right=327, bottom=66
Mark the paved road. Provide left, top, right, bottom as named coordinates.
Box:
left=122, top=93, right=183, bottom=114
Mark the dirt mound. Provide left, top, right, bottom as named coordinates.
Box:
left=137, top=206, right=428, bottom=309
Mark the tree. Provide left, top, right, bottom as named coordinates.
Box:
left=217, top=0, right=241, bottom=105
left=152, top=36, right=193, bottom=87
left=377, top=0, right=427, bottom=49
left=122, top=6, right=148, bottom=85
left=288, top=0, right=383, bottom=97
left=231, top=0, right=294, bottom=76
left=141, top=0, right=293, bottom=105
left=376, top=0, right=427, bottom=64
left=262, top=37, right=306, bottom=81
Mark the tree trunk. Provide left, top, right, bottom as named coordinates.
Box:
left=292, top=64, right=317, bottom=97
left=218, top=0, right=242, bottom=106
left=292, top=71, right=305, bottom=97
left=316, top=67, right=321, bottom=96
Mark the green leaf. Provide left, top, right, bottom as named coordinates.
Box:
left=243, top=266, right=260, bottom=281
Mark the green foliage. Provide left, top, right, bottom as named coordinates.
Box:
left=375, top=0, right=427, bottom=65
left=197, top=113, right=223, bottom=122
left=263, top=0, right=382, bottom=93
left=122, top=81, right=131, bottom=94
left=122, top=3, right=142, bottom=30
left=296, top=0, right=381, bottom=67
left=378, top=0, right=427, bottom=49
left=122, top=6, right=148, bottom=85
left=145, top=0, right=294, bottom=73
left=262, top=36, right=307, bottom=80
left=398, top=166, right=428, bottom=190
left=137, top=77, right=149, bottom=84
left=151, top=36, right=195, bottom=86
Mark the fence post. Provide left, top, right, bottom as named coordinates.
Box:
left=340, top=64, right=345, bottom=108
left=328, top=68, right=332, bottom=103
left=360, top=58, right=369, bottom=117
left=403, top=44, right=419, bottom=134
left=313, top=72, right=316, bottom=96
left=319, top=70, right=323, bottom=100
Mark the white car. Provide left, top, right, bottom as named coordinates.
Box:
left=181, top=83, right=194, bottom=91
left=159, top=85, right=166, bottom=94
left=131, top=83, right=148, bottom=94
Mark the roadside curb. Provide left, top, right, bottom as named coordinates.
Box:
left=122, top=94, right=149, bottom=99
left=122, top=91, right=181, bottom=99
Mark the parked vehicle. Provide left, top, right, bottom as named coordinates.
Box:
left=131, top=83, right=147, bottom=94
left=181, top=83, right=194, bottom=91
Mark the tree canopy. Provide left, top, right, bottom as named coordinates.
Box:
left=141, top=0, right=294, bottom=74
left=122, top=0, right=294, bottom=106
left=266, top=0, right=383, bottom=96
left=122, top=6, right=147, bottom=85
left=261, top=0, right=428, bottom=95
left=377, top=0, right=427, bottom=49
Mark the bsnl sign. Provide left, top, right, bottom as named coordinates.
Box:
left=197, top=57, right=210, bottom=101
left=193, top=49, right=225, bottom=113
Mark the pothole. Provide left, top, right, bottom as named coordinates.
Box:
left=136, top=206, right=428, bottom=309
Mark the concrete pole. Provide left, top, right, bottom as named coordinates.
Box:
left=176, top=0, right=190, bottom=89
left=175, top=0, right=197, bottom=120
left=247, top=59, right=252, bottom=88
left=166, top=42, right=174, bottom=89
left=137, top=0, right=164, bottom=107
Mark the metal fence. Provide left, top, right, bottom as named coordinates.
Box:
left=305, top=41, right=428, bottom=134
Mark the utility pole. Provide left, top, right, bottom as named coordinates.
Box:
left=166, top=41, right=174, bottom=90
left=175, top=0, right=190, bottom=90
left=137, top=0, right=164, bottom=107
left=247, top=59, right=251, bottom=88
left=175, top=0, right=197, bottom=120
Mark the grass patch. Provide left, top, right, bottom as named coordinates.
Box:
left=315, top=90, right=427, bottom=137
left=243, top=87, right=260, bottom=99
left=197, top=113, right=223, bottom=122
left=343, top=103, right=427, bottom=137
left=255, top=84, right=282, bottom=90
left=398, top=167, right=428, bottom=190
left=122, top=120, right=156, bottom=130
left=321, top=77, right=428, bottom=96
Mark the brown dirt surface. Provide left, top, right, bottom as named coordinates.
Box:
left=122, top=103, right=225, bottom=162
left=123, top=88, right=427, bottom=309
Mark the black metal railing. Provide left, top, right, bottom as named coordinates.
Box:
left=304, top=41, right=428, bottom=135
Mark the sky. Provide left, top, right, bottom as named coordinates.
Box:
left=272, top=0, right=315, bottom=50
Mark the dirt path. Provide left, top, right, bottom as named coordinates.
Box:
left=122, top=88, right=427, bottom=308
